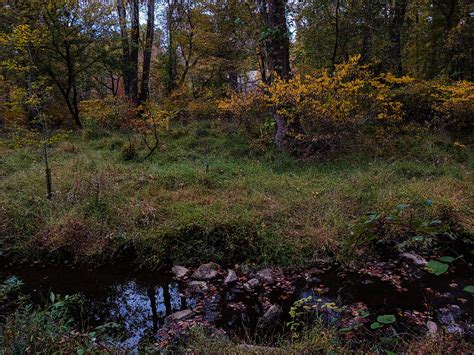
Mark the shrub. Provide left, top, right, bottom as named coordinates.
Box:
left=0, top=289, right=118, bottom=353
left=434, top=80, right=474, bottom=132
left=217, top=89, right=269, bottom=134
left=161, top=86, right=220, bottom=121
left=392, top=80, right=440, bottom=124
left=266, top=55, right=407, bottom=149
left=120, top=142, right=137, bottom=161
left=79, top=96, right=136, bottom=131
left=393, top=79, right=474, bottom=132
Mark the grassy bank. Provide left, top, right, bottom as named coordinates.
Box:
left=1, top=120, right=473, bottom=268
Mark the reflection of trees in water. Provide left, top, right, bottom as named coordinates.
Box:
left=147, top=286, right=159, bottom=332
left=79, top=278, right=194, bottom=346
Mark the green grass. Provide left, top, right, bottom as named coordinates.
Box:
left=1, top=120, right=473, bottom=268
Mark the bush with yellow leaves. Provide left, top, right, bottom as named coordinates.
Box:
left=79, top=96, right=137, bottom=131
left=434, top=80, right=474, bottom=131
left=266, top=55, right=408, bottom=148
left=217, top=89, right=269, bottom=133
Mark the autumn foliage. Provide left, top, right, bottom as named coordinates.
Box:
left=218, top=56, right=473, bottom=151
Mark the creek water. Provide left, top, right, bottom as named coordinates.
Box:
left=1, top=260, right=473, bottom=350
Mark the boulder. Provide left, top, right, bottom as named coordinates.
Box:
left=401, top=252, right=427, bottom=266
left=426, top=321, right=438, bottom=336
left=437, top=305, right=462, bottom=326
left=256, top=268, right=274, bottom=284
left=164, top=309, right=193, bottom=325
left=257, top=304, right=282, bottom=330
left=243, top=278, right=259, bottom=291
left=188, top=280, right=208, bottom=293
left=224, top=269, right=238, bottom=284
left=446, top=324, right=464, bottom=335
left=192, top=262, right=220, bottom=280
left=172, top=265, right=189, bottom=279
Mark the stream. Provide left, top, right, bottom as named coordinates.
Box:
left=1, top=258, right=473, bottom=350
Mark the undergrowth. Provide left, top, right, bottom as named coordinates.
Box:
left=0, top=120, right=472, bottom=268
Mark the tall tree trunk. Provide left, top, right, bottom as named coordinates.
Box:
left=258, top=0, right=292, bottom=149
left=264, top=0, right=291, bottom=81
left=166, top=0, right=178, bottom=94
left=139, top=0, right=156, bottom=103
left=117, top=0, right=131, bottom=97
left=228, top=71, right=238, bottom=90
left=331, top=0, right=341, bottom=70
left=389, top=0, right=408, bottom=76
left=129, top=0, right=140, bottom=103
left=361, top=1, right=373, bottom=64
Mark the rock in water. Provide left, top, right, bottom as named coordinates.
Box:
left=243, top=278, right=259, bottom=291
left=172, top=265, right=189, bottom=279
left=257, top=304, right=282, bottom=330
left=164, top=309, right=193, bottom=325
left=400, top=252, right=427, bottom=266
left=192, top=262, right=220, bottom=280
left=427, top=321, right=438, bottom=336
left=188, top=280, right=208, bottom=293
left=224, top=269, right=238, bottom=284
left=256, top=268, right=274, bottom=284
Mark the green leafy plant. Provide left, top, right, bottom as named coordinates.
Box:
left=0, top=276, right=23, bottom=300
left=426, top=255, right=462, bottom=276
left=426, top=260, right=449, bottom=275
left=438, top=255, right=462, bottom=263
left=287, top=296, right=313, bottom=337
left=463, top=285, right=474, bottom=293
left=347, top=200, right=455, bottom=254
left=370, top=314, right=396, bottom=330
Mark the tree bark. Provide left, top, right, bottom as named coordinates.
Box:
left=129, top=0, right=140, bottom=103
left=331, top=0, right=341, bottom=70
left=389, top=0, right=408, bottom=76
left=166, top=0, right=178, bottom=94
left=262, top=0, right=291, bottom=81
left=116, top=0, right=131, bottom=97
left=258, top=0, right=292, bottom=149
left=139, top=0, right=156, bottom=103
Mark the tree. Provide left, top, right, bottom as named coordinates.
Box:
left=38, top=0, right=115, bottom=128
left=257, top=0, right=292, bottom=148
left=0, top=23, right=62, bottom=199
left=117, top=0, right=156, bottom=104
left=139, top=0, right=156, bottom=103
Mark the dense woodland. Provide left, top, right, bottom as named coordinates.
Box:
left=0, top=0, right=473, bottom=353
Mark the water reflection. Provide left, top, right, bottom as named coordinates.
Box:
left=0, top=266, right=196, bottom=349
